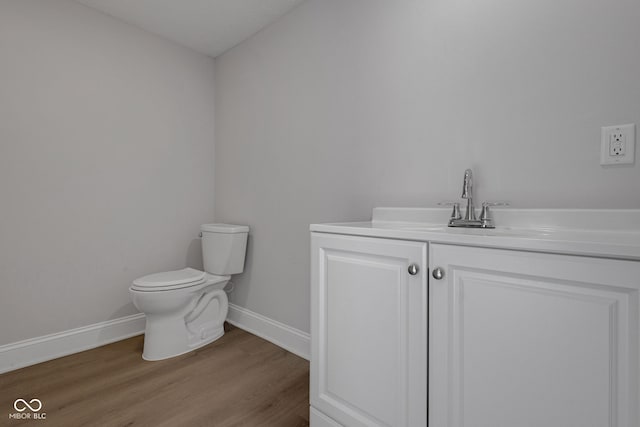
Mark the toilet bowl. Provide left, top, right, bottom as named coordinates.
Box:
left=130, top=224, right=248, bottom=361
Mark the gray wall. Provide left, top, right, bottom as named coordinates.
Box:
left=0, top=0, right=216, bottom=345
left=214, top=0, right=640, bottom=333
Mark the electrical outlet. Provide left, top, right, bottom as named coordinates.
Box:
left=609, top=131, right=625, bottom=156
left=601, top=124, right=635, bottom=165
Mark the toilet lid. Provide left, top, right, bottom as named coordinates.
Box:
left=132, top=268, right=206, bottom=289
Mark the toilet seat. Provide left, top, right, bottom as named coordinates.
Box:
left=131, top=268, right=208, bottom=292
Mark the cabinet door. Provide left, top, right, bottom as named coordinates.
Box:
left=311, top=233, right=428, bottom=427
left=429, top=243, right=640, bottom=427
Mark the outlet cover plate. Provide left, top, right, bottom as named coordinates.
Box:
left=601, top=123, right=635, bottom=165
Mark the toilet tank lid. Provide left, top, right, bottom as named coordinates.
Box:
left=201, top=223, right=249, bottom=234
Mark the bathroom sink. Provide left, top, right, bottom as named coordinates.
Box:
left=387, top=223, right=550, bottom=238
left=449, top=227, right=551, bottom=238
left=395, top=225, right=448, bottom=232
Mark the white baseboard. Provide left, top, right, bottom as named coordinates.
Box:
left=0, top=306, right=310, bottom=374
left=227, top=303, right=310, bottom=360
left=0, top=313, right=145, bottom=374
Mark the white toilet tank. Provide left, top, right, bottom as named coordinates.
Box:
left=200, top=224, right=249, bottom=275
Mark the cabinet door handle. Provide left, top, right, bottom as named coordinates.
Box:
left=432, top=267, right=444, bottom=280
left=408, top=264, right=419, bottom=275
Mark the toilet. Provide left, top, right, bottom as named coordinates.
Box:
left=130, top=223, right=248, bottom=361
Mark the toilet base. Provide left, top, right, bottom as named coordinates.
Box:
left=139, top=288, right=229, bottom=361
left=142, top=326, right=225, bottom=361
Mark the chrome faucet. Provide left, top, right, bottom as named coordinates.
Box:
left=461, top=169, right=476, bottom=221
left=446, top=169, right=508, bottom=228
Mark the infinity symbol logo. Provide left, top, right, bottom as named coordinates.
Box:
left=13, top=399, right=42, bottom=412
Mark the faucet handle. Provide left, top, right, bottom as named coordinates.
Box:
left=482, top=200, right=509, bottom=207
left=480, top=201, right=509, bottom=223
left=438, top=201, right=462, bottom=220
left=481, top=201, right=509, bottom=208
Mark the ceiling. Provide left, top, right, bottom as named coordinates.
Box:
left=74, top=0, right=306, bottom=58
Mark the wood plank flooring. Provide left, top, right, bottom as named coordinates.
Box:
left=0, top=324, right=310, bottom=426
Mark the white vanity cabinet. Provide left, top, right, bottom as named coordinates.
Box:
left=429, top=243, right=640, bottom=427
left=310, top=233, right=428, bottom=427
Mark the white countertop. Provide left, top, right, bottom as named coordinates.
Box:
left=310, top=208, right=640, bottom=261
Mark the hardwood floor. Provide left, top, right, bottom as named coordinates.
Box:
left=0, top=324, right=310, bottom=426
